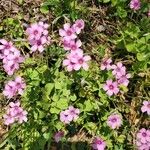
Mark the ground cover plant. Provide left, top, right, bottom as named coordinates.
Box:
left=0, top=0, right=150, bottom=150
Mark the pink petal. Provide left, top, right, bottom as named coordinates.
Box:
left=59, top=29, right=66, bottom=37
left=64, top=23, right=70, bottom=31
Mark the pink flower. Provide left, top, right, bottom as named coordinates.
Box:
left=70, top=51, right=91, bottom=71
left=130, top=0, right=141, bottom=10
left=30, top=36, right=47, bottom=52
left=62, top=39, right=82, bottom=51
left=63, top=51, right=91, bottom=71
left=60, top=106, right=80, bottom=124
left=107, top=114, right=122, bottom=129
left=137, top=128, right=150, bottom=144
left=112, top=62, right=126, bottom=78
left=141, top=101, right=150, bottom=115
left=17, top=110, right=28, bottom=123
left=117, top=73, right=131, bottom=86
left=59, top=23, right=77, bottom=41
left=103, top=80, right=119, bottom=96
left=3, top=101, right=28, bottom=125
left=9, top=101, right=22, bottom=117
left=54, top=131, right=64, bottom=143
left=3, top=76, right=26, bottom=99
left=73, top=19, right=85, bottom=34
left=92, top=137, right=106, bottom=150
left=100, top=58, right=112, bottom=70
left=60, top=110, right=73, bottom=124
left=0, top=39, right=14, bottom=59
left=3, top=80, right=17, bottom=98
left=26, top=23, right=43, bottom=40
left=69, top=40, right=82, bottom=52
left=68, top=106, right=80, bottom=121
left=3, top=113, right=15, bottom=125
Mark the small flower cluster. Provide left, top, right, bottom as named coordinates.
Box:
left=59, top=20, right=91, bottom=71
left=3, top=76, right=26, bottom=99
left=92, top=137, right=106, bottom=150
left=130, top=0, right=141, bottom=10
left=60, top=106, right=80, bottom=124
left=102, top=58, right=131, bottom=96
left=3, top=101, right=27, bottom=125
left=54, top=131, right=64, bottom=143
left=136, top=128, right=150, bottom=150
left=0, top=39, right=24, bottom=75
left=26, top=22, right=51, bottom=53
left=141, top=101, right=150, bottom=115
left=107, top=114, right=122, bottom=129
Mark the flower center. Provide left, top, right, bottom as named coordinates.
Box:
left=78, top=59, right=83, bottom=64
left=34, top=30, right=38, bottom=35
left=111, top=118, right=117, bottom=122
left=37, top=40, right=41, bottom=46
left=134, top=2, right=139, bottom=7
left=109, top=85, right=114, bottom=90
left=96, top=140, right=102, bottom=145
left=67, top=30, right=72, bottom=36
left=71, top=45, right=77, bottom=50
left=103, top=61, right=108, bottom=66
left=77, top=23, right=82, bottom=28
left=142, top=132, right=147, bottom=137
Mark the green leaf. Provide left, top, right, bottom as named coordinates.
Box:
left=43, top=132, right=51, bottom=140
left=117, top=135, right=126, bottom=143
left=40, top=5, right=49, bottom=14
left=55, top=82, right=62, bottom=89
left=56, top=98, right=68, bottom=109
left=126, top=43, right=137, bottom=52
left=50, top=107, right=60, bottom=114
left=137, top=53, right=148, bottom=61
left=45, top=83, right=54, bottom=95
left=84, top=100, right=93, bottom=112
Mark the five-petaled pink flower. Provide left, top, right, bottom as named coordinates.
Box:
left=117, top=73, right=131, bottom=87
left=136, top=128, right=150, bottom=150
left=137, top=128, right=150, bottom=144
left=141, top=101, right=150, bottom=115
left=130, top=0, right=141, bottom=10
left=59, top=23, right=77, bottom=41
left=100, top=58, right=112, bottom=71
left=103, top=79, right=119, bottom=96
left=107, top=114, right=122, bottom=129
left=60, top=110, right=73, bottom=124
left=60, top=106, right=80, bottom=124
left=92, top=137, right=106, bottom=150
left=73, top=19, right=85, bottom=34
left=54, top=131, right=64, bottom=143
left=63, top=51, right=91, bottom=71
left=112, top=62, right=126, bottom=78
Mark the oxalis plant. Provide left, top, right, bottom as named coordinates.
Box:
left=0, top=0, right=150, bottom=150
